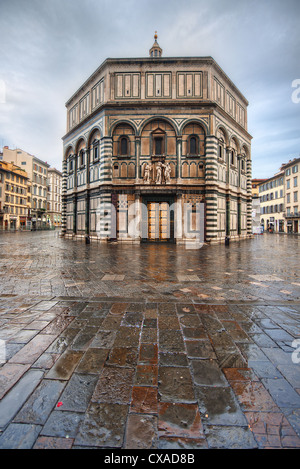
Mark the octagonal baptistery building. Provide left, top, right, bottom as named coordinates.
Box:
left=62, top=34, right=252, bottom=245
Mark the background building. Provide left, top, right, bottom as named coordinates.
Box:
left=0, top=161, right=29, bottom=230
left=281, top=158, right=299, bottom=233
left=47, top=167, right=62, bottom=228
left=3, top=147, right=50, bottom=229
left=62, top=35, right=252, bottom=244
left=258, top=157, right=299, bottom=234
left=259, top=171, right=285, bottom=233
left=252, top=179, right=266, bottom=198
left=251, top=179, right=266, bottom=234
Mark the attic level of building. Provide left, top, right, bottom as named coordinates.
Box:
left=64, top=34, right=249, bottom=135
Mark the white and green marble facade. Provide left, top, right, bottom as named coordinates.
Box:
left=62, top=55, right=252, bottom=244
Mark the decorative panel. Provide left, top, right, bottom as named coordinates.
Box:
left=146, top=72, right=171, bottom=98
left=176, top=72, right=203, bottom=98
left=114, top=73, right=141, bottom=98
left=92, top=79, right=104, bottom=109
left=226, top=91, right=236, bottom=118
left=79, top=93, right=90, bottom=121
left=213, top=77, right=225, bottom=107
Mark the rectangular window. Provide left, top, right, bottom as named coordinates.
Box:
left=287, top=180, right=290, bottom=189
left=155, top=137, right=163, bottom=155
left=294, top=192, right=298, bottom=202
left=120, top=137, right=128, bottom=156
left=294, top=176, right=298, bottom=187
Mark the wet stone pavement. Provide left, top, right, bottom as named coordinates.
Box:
left=0, top=231, right=299, bottom=450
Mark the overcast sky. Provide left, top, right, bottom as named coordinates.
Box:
left=0, top=0, right=299, bottom=177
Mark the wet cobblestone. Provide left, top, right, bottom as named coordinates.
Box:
left=0, top=231, right=299, bottom=449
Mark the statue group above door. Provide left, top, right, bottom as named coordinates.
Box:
left=143, top=160, right=171, bottom=184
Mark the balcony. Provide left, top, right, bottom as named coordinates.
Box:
left=283, top=212, right=299, bottom=218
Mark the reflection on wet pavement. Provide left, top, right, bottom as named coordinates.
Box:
left=0, top=231, right=299, bottom=449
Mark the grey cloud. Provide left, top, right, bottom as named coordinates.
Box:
left=0, top=0, right=299, bottom=175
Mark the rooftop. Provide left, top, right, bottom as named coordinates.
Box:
left=65, top=34, right=248, bottom=107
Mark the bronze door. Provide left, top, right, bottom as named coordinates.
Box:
left=147, top=202, right=170, bottom=241
left=148, top=202, right=159, bottom=240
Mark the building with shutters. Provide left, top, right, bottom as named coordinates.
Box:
left=2, top=147, right=50, bottom=230
left=47, top=167, right=62, bottom=228
left=0, top=160, right=29, bottom=230
left=258, top=157, right=299, bottom=234
left=61, top=33, right=252, bottom=245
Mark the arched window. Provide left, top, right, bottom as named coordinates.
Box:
left=218, top=138, right=224, bottom=159
left=217, top=128, right=227, bottom=160
left=79, top=150, right=85, bottom=167
left=188, top=135, right=199, bottom=155
left=119, top=136, right=129, bottom=156
left=230, top=138, right=238, bottom=167
left=113, top=123, right=135, bottom=158
left=93, top=139, right=99, bottom=161
left=198, top=162, right=205, bottom=177
left=182, top=123, right=205, bottom=157
left=69, top=158, right=73, bottom=172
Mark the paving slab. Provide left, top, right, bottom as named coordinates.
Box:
left=0, top=231, right=300, bottom=449
left=0, top=369, right=44, bottom=430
